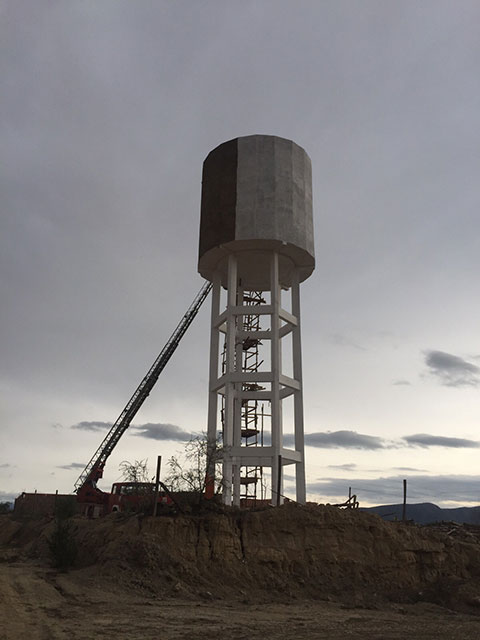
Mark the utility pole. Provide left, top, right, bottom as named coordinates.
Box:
left=153, top=456, right=162, bottom=517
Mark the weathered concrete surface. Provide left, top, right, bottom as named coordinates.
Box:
left=198, top=135, right=315, bottom=289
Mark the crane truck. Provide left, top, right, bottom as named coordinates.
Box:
left=74, top=281, right=212, bottom=517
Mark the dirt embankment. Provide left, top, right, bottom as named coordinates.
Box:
left=3, top=505, right=480, bottom=639
left=3, top=503, right=480, bottom=610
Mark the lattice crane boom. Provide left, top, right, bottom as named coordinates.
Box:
left=74, top=280, right=212, bottom=493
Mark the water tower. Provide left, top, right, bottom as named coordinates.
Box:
left=198, top=135, right=315, bottom=506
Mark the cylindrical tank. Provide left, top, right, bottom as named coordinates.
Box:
left=198, top=134, right=315, bottom=290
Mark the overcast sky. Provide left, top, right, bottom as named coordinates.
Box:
left=1, top=0, right=480, bottom=508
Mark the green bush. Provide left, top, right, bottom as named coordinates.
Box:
left=48, top=518, right=77, bottom=570
left=0, top=502, right=11, bottom=514
left=54, top=495, right=77, bottom=520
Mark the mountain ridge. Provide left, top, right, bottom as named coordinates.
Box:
left=361, top=502, right=480, bottom=525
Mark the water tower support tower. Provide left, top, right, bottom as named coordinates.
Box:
left=198, top=135, right=315, bottom=506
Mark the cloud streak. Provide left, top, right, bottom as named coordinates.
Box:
left=425, top=350, right=480, bottom=387
left=402, top=434, right=480, bottom=448
left=327, top=463, right=357, bottom=470
left=71, top=421, right=112, bottom=432
left=294, top=430, right=480, bottom=451
left=70, top=421, right=193, bottom=441
left=303, top=431, right=387, bottom=450
left=131, top=423, right=193, bottom=441
left=57, top=462, right=86, bottom=470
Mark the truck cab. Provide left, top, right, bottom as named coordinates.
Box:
left=108, top=482, right=172, bottom=513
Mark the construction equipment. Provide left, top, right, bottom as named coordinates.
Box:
left=74, top=281, right=212, bottom=509
left=109, top=481, right=183, bottom=514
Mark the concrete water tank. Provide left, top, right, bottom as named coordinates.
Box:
left=198, top=134, right=314, bottom=290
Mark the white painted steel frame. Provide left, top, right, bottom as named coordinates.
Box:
left=206, top=252, right=307, bottom=506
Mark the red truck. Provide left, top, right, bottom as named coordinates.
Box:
left=108, top=482, right=173, bottom=513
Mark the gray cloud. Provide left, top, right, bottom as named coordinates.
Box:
left=56, top=462, right=86, bottom=470
left=393, top=466, right=427, bottom=472
left=327, top=463, right=357, bottom=470
left=392, top=379, right=411, bottom=386
left=0, top=464, right=12, bottom=469
left=308, top=474, right=480, bottom=506
left=304, top=431, right=387, bottom=450
left=71, top=421, right=112, bottom=432
left=289, top=430, right=478, bottom=451
left=132, top=423, right=193, bottom=441
left=402, top=433, right=480, bottom=448
left=425, top=350, right=480, bottom=387
left=71, top=420, right=192, bottom=442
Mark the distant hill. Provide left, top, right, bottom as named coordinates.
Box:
left=361, top=502, right=480, bottom=525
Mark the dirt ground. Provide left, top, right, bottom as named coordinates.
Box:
left=2, top=506, right=480, bottom=639
left=1, top=555, right=480, bottom=640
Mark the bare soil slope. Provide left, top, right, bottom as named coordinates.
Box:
left=2, top=504, right=480, bottom=639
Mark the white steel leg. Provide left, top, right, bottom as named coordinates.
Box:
left=223, top=254, right=237, bottom=505
left=206, top=272, right=221, bottom=491
left=270, top=252, right=282, bottom=505
left=291, top=269, right=306, bottom=504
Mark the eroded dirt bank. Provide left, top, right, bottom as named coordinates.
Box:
left=2, top=504, right=480, bottom=638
